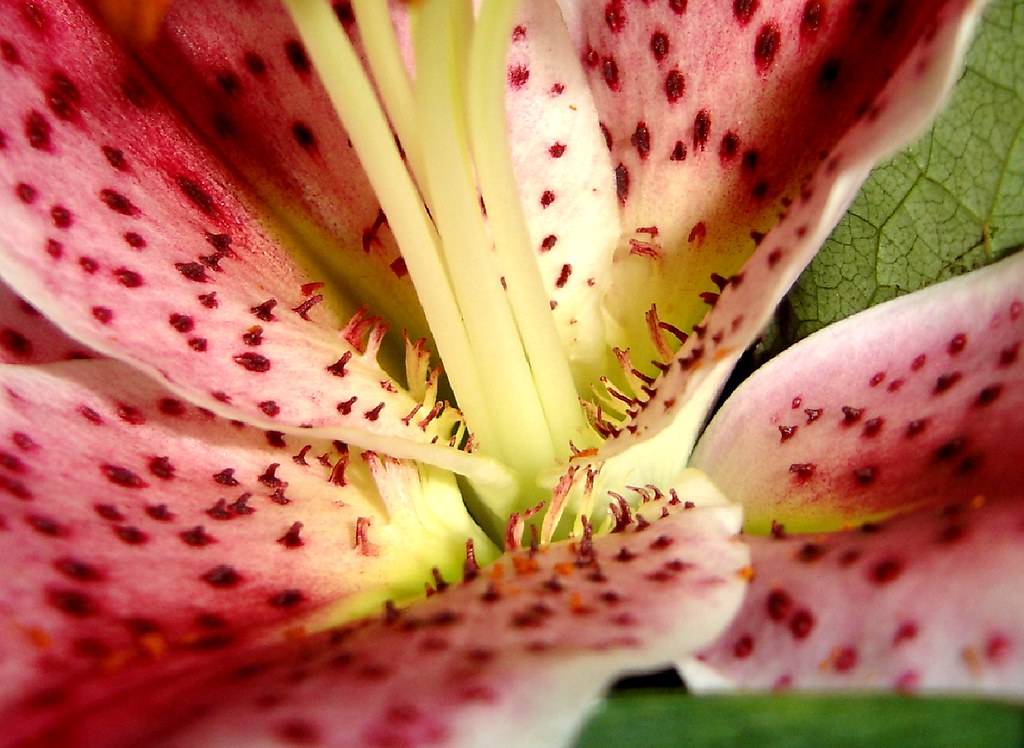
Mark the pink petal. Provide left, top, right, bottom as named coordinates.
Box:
left=596, top=0, right=983, bottom=458
left=14, top=495, right=748, bottom=747
left=505, top=1, right=622, bottom=385
left=558, top=0, right=983, bottom=370
left=126, top=0, right=429, bottom=342
left=691, top=251, right=1024, bottom=533
left=0, top=358, right=494, bottom=734
left=692, top=496, right=1024, bottom=695
left=0, top=279, right=94, bottom=364
left=0, top=1, right=443, bottom=446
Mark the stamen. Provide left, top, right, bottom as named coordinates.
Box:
left=282, top=0, right=496, bottom=450
left=350, top=0, right=425, bottom=188
left=412, top=0, right=554, bottom=470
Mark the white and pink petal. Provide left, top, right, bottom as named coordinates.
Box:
left=504, top=0, right=622, bottom=387
left=124, top=0, right=430, bottom=343
left=692, top=495, right=1024, bottom=695
left=12, top=486, right=748, bottom=747
left=0, top=278, right=95, bottom=364
left=0, top=358, right=495, bottom=730
left=0, top=0, right=450, bottom=450
left=556, top=0, right=982, bottom=376
left=596, top=0, right=984, bottom=461
left=691, top=250, right=1024, bottom=533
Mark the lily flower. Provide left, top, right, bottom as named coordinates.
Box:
left=0, top=0, right=1014, bottom=745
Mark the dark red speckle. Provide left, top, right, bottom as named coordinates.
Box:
left=114, top=268, right=144, bottom=288
left=650, top=31, right=669, bottom=62
left=276, top=719, right=320, bottom=745
left=692, top=110, right=711, bottom=151
left=833, top=646, right=858, bottom=672
left=605, top=1, right=625, bottom=32
left=789, top=608, right=815, bottom=639
left=158, top=398, right=186, bottom=416
left=46, top=71, right=80, bottom=121
left=976, top=384, right=1003, bottom=406
left=292, top=122, right=316, bottom=150
left=201, top=565, right=242, bottom=588
left=102, top=464, right=147, bottom=489
left=602, top=57, right=620, bottom=91
left=870, top=558, right=903, bottom=585
left=754, top=23, right=781, bottom=71
left=733, top=634, right=754, bottom=658
left=284, top=39, right=310, bottom=73
left=719, top=132, right=740, bottom=162
left=766, top=588, right=791, bottom=620
left=802, top=1, right=824, bottom=35
left=25, top=110, right=52, bottom=151
left=733, top=0, right=759, bottom=25
left=233, top=352, right=271, bottom=372
left=49, top=589, right=95, bottom=617
left=665, top=70, right=685, bottom=103
left=615, top=164, right=629, bottom=203
left=177, top=177, right=217, bottom=215
left=631, top=122, right=651, bottom=160
left=100, top=189, right=138, bottom=216
left=15, top=183, right=37, bottom=203
left=244, top=52, right=267, bottom=76
left=789, top=463, right=815, bottom=480
left=933, top=372, right=962, bottom=394
left=1, top=329, right=31, bottom=357
left=148, top=456, right=175, bottom=479
left=507, top=65, right=529, bottom=89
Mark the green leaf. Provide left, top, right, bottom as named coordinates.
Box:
left=575, top=692, right=1024, bottom=748
left=764, top=0, right=1024, bottom=355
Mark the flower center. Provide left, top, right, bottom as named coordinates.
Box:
left=282, top=0, right=598, bottom=527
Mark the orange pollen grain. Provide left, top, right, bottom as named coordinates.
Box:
left=25, top=626, right=51, bottom=649
left=95, top=0, right=173, bottom=43
left=512, top=556, right=540, bottom=575
left=138, top=632, right=167, bottom=658
left=737, top=565, right=756, bottom=582
left=101, top=649, right=134, bottom=673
